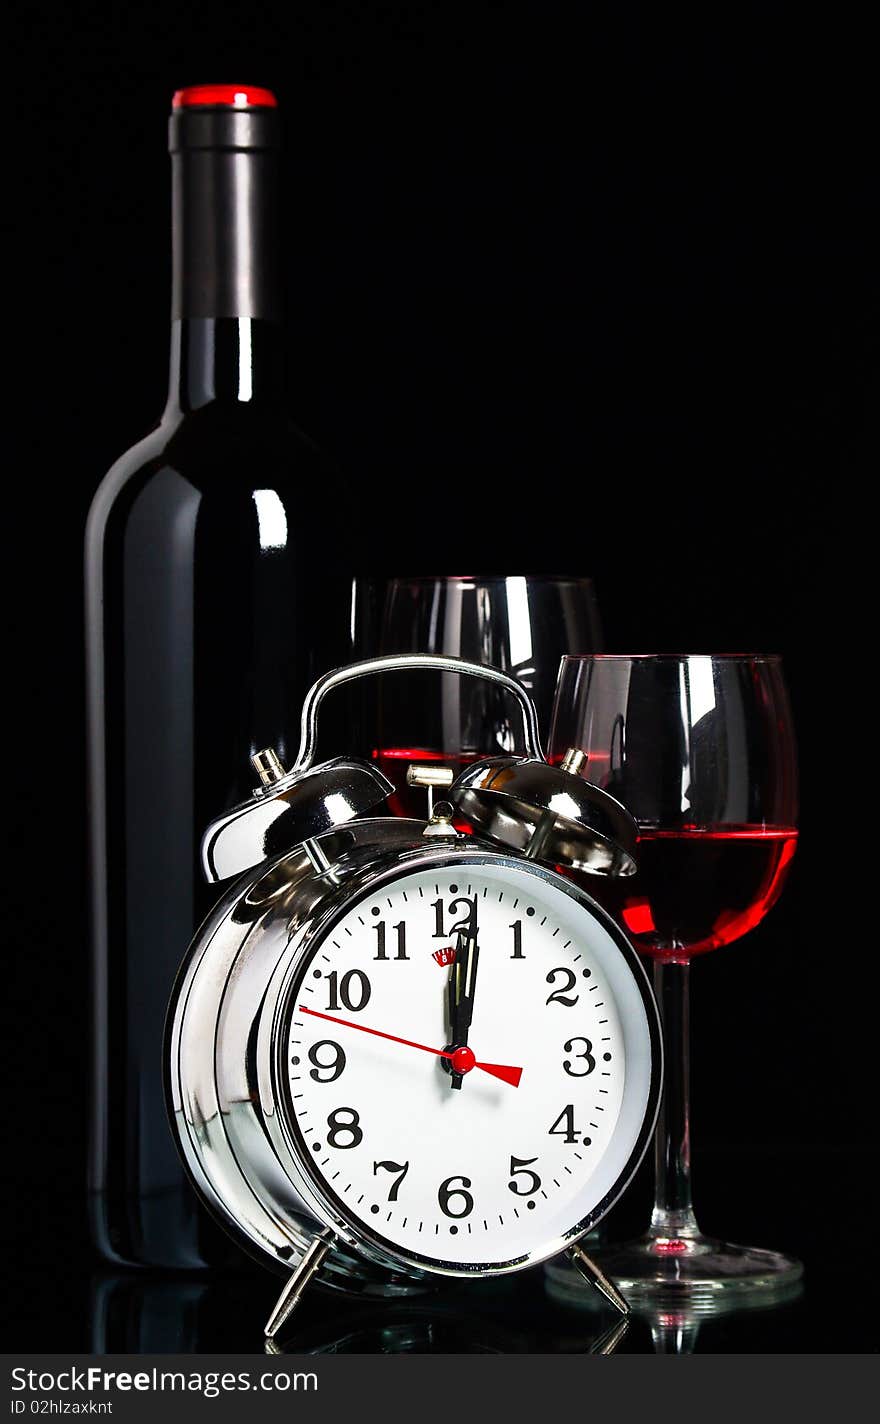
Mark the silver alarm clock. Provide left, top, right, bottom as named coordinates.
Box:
left=166, top=655, right=662, bottom=1338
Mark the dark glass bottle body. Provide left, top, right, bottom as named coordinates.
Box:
left=85, top=100, right=353, bottom=1268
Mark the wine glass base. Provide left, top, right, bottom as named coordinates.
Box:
left=548, top=1235, right=803, bottom=1312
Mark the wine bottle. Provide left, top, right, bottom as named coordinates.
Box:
left=85, top=84, right=353, bottom=1267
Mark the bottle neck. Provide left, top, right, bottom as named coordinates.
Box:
left=167, top=107, right=282, bottom=412
left=166, top=318, right=284, bottom=412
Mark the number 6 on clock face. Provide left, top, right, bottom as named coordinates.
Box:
left=281, top=855, right=660, bottom=1272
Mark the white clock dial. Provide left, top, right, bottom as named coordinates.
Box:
left=282, top=856, right=655, bottom=1271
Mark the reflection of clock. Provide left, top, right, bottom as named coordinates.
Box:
left=166, top=655, right=662, bottom=1338
left=265, top=1293, right=631, bottom=1356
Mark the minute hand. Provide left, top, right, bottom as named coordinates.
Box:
left=447, top=927, right=480, bottom=1089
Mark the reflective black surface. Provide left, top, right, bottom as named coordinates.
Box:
left=5, top=1145, right=875, bottom=1353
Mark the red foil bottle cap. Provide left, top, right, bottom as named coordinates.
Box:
left=172, top=84, right=278, bottom=109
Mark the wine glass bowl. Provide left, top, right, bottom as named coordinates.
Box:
left=551, top=654, right=798, bottom=960
left=548, top=654, right=800, bottom=1301
left=357, top=575, right=602, bottom=817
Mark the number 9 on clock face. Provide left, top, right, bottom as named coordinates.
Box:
left=281, top=856, right=660, bottom=1272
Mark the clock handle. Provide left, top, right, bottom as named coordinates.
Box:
left=290, top=653, right=545, bottom=772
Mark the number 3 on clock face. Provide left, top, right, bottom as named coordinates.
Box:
left=281, top=855, right=660, bottom=1273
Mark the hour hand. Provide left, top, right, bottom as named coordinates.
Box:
left=446, top=927, right=479, bottom=1089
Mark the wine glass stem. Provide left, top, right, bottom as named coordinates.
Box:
left=650, top=957, right=700, bottom=1241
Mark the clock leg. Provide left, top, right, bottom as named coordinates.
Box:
left=567, top=1243, right=631, bottom=1317
left=588, top=1316, right=631, bottom=1355
left=264, top=1232, right=336, bottom=1340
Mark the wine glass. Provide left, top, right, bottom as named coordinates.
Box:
left=354, top=575, right=602, bottom=816
left=548, top=654, right=799, bottom=1300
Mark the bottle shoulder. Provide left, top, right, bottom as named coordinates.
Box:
left=86, top=403, right=344, bottom=545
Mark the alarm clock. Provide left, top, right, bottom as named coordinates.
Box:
left=166, top=655, right=662, bottom=1339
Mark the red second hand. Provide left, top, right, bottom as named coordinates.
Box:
left=298, top=1004, right=522, bottom=1087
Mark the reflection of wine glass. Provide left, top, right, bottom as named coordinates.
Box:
left=548, top=654, right=799, bottom=1300
left=354, top=575, right=602, bottom=816
left=545, top=1261, right=804, bottom=1352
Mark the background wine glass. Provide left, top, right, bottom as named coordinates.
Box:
left=354, top=575, right=602, bottom=817
left=548, top=653, right=799, bottom=1300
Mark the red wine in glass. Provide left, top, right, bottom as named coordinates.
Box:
left=585, top=824, right=798, bottom=959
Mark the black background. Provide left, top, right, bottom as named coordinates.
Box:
left=4, top=2, right=877, bottom=1353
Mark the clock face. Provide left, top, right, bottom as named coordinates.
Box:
left=281, top=855, right=658, bottom=1272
